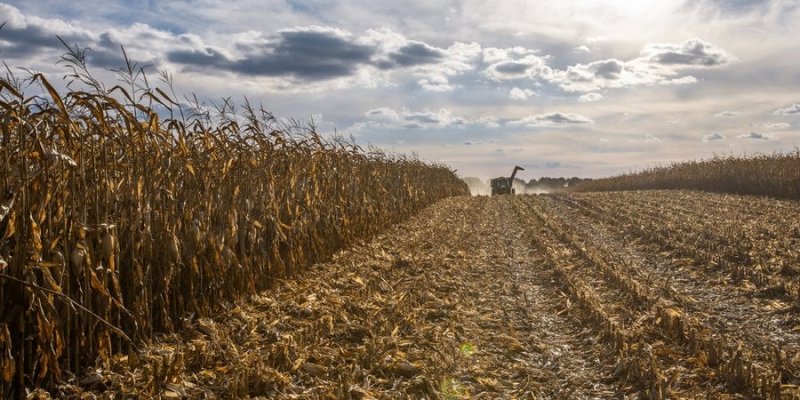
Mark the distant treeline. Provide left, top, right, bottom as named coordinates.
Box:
left=521, top=176, right=591, bottom=190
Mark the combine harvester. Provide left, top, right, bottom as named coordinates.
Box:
left=490, top=166, right=525, bottom=195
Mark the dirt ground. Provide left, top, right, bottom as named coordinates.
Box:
left=49, top=192, right=800, bottom=399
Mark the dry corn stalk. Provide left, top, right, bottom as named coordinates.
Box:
left=0, top=68, right=467, bottom=398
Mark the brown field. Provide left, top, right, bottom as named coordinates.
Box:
left=12, top=191, right=796, bottom=399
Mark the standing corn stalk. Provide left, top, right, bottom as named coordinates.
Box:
left=0, top=70, right=468, bottom=398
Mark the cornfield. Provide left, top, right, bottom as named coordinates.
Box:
left=0, top=67, right=466, bottom=398
left=573, top=152, right=800, bottom=199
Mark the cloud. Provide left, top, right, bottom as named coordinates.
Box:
left=578, top=92, right=603, bottom=103
left=413, top=41, right=482, bottom=91
left=381, top=41, right=446, bottom=68
left=552, top=38, right=732, bottom=92
left=582, top=59, right=624, bottom=79
left=356, top=107, right=505, bottom=131
left=703, top=132, right=725, bottom=141
left=364, top=107, right=400, bottom=122
left=660, top=75, right=698, bottom=85
left=475, top=116, right=501, bottom=128
left=0, top=3, right=96, bottom=58
left=774, top=103, right=800, bottom=115
left=715, top=110, right=741, bottom=117
left=573, top=45, right=591, bottom=53
left=641, top=134, right=666, bottom=142
left=482, top=47, right=551, bottom=81
left=683, top=0, right=784, bottom=17
left=739, top=131, right=769, bottom=140
left=639, top=38, right=732, bottom=67
left=0, top=3, right=479, bottom=91
left=403, top=110, right=464, bottom=127
left=554, top=59, right=624, bottom=91
left=360, top=107, right=489, bottom=129
left=238, top=27, right=375, bottom=79
left=509, top=87, right=535, bottom=100
left=754, top=122, right=791, bottom=130
left=509, top=112, right=593, bottom=127
left=168, top=26, right=378, bottom=81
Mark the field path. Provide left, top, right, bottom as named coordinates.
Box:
left=74, top=196, right=620, bottom=399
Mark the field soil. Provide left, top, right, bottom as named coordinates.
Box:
left=58, top=192, right=800, bottom=399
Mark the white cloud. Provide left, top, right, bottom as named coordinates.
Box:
left=414, top=41, right=483, bottom=91
left=754, top=122, right=791, bottom=130
left=364, top=107, right=400, bottom=122
left=509, top=87, right=536, bottom=100
left=715, top=111, right=741, bottom=118
left=484, top=55, right=551, bottom=81
left=638, top=38, right=733, bottom=68
left=573, top=45, right=591, bottom=53
left=660, top=75, right=698, bottom=85
left=578, top=92, right=604, bottom=103
left=774, top=103, right=800, bottom=115
left=641, top=135, right=665, bottom=142
left=551, top=38, right=732, bottom=92
left=739, top=131, right=769, bottom=140
left=475, top=116, right=502, bottom=128
left=360, top=107, right=498, bottom=129
left=509, top=112, right=593, bottom=127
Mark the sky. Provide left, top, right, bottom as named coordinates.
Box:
left=1, top=0, right=799, bottom=180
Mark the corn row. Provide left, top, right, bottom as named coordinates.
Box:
left=512, top=196, right=672, bottom=398
left=515, top=195, right=800, bottom=399
left=0, top=74, right=467, bottom=398
left=561, top=193, right=800, bottom=304
left=574, top=152, right=800, bottom=200
left=528, top=196, right=788, bottom=396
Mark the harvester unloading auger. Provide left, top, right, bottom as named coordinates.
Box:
left=490, top=166, right=525, bottom=195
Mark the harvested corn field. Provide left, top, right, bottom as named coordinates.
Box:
left=22, top=191, right=800, bottom=399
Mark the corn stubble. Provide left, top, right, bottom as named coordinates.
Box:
left=0, top=66, right=467, bottom=398
left=514, top=192, right=800, bottom=399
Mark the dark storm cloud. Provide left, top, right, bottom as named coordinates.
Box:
left=167, top=28, right=375, bottom=80
left=86, top=49, right=130, bottom=68
left=167, top=47, right=230, bottom=67
left=167, top=27, right=453, bottom=81
left=235, top=28, right=375, bottom=80
left=643, top=38, right=731, bottom=67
